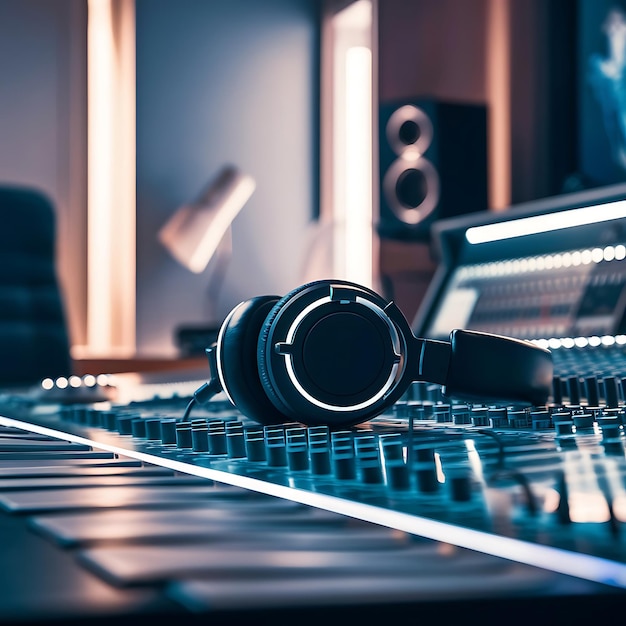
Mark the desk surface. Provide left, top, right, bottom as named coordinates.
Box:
left=73, top=356, right=207, bottom=376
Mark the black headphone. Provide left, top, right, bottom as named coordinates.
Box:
left=196, top=279, right=553, bottom=428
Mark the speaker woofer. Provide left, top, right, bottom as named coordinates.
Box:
left=382, top=155, right=440, bottom=225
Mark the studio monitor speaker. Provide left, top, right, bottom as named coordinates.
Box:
left=378, top=99, right=488, bottom=241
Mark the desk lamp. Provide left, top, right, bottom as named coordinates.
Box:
left=158, top=165, right=256, bottom=355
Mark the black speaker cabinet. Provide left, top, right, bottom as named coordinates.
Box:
left=378, top=99, right=488, bottom=241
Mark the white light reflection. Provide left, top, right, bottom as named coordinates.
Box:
left=613, top=494, right=626, bottom=522
left=69, top=375, right=82, bottom=388
left=434, top=452, right=445, bottom=483
left=83, top=374, right=97, bottom=387
left=568, top=492, right=611, bottom=524
left=543, top=487, right=560, bottom=513
left=561, top=452, right=616, bottom=524
left=96, top=374, right=110, bottom=386
left=464, top=439, right=485, bottom=485
left=466, top=199, right=626, bottom=244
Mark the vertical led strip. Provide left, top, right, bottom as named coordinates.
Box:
left=344, top=45, right=373, bottom=286
left=86, top=0, right=136, bottom=356
left=486, top=0, right=511, bottom=210
left=331, top=0, right=374, bottom=289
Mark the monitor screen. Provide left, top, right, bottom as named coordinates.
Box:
left=416, top=185, right=626, bottom=342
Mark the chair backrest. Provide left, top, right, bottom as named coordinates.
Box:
left=0, top=186, right=71, bottom=386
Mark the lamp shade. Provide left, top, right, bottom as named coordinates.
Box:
left=158, top=165, right=256, bottom=273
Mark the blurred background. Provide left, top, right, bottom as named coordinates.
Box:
left=0, top=0, right=621, bottom=371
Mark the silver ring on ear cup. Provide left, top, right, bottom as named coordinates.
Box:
left=280, top=293, right=404, bottom=411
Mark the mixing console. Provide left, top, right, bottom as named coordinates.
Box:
left=2, top=338, right=626, bottom=623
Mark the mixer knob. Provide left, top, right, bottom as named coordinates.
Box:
left=355, top=435, right=383, bottom=484
left=470, top=407, right=489, bottom=427
left=226, top=421, right=246, bottom=458
left=452, top=405, right=471, bottom=425
left=131, top=417, right=147, bottom=438
left=567, top=376, right=581, bottom=405
left=434, top=404, right=451, bottom=424
left=584, top=376, right=600, bottom=407
left=573, top=413, right=594, bottom=432
left=308, top=426, right=331, bottom=475
left=332, top=443, right=356, bottom=480
left=488, top=407, right=507, bottom=428
left=86, top=408, right=103, bottom=426
left=413, top=445, right=439, bottom=493
left=191, top=423, right=209, bottom=452
left=597, top=416, right=621, bottom=439
left=507, top=409, right=528, bottom=428
left=604, top=377, right=621, bottom=409
left=530, top=410, right=551, bottom=430
left=244, top=428, right=266, bottom=462
left=175, top=421, right=193, bottom=449
left=264, top=427, right=287, bottom=467
left=145, top=417, right=162, bottom=441
left=100, top=410, right=119, bottom=431
left=286, top=427, right=309, bottom=471
left=160, top=418, right=177, bottom=445
left=446, top=466, right=473, bottom=502
left=553, top=419, right=573, bottom=436
left=208, top=420, right=228, bottom=455
left=117, top=413, right=138, bottom=436
left=552, top=375, right=564, bottom=405
left=554, top=471, right=571, bottom=525
left=380, top=434, right=409, bottom=490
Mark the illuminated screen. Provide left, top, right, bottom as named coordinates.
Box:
left=426, top=245, right=626, bottom=341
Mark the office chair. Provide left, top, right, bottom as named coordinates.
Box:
left=0, top=185, right=71, bottom=386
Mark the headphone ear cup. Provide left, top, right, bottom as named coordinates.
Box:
left=257, top=279, right=414, bottom=427
left=256, top=282, right=323, bottom=418
left=218, top=295, right=291, bottom=425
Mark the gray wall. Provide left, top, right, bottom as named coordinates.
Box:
left=136, top=0, right=320, bottom=354
left=0, top=0, right=87, bottom=347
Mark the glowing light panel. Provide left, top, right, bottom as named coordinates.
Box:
left=466, top=199, right=626, bottom=244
